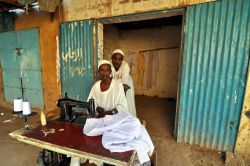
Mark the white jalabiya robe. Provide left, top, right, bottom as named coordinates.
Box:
left=110, top=61, right=137, bottom=117
left=87, top=78, right=128, bottom=113
left=83, top=112, right=154, bottom=164
left=70, top=79, right=129, bottom=166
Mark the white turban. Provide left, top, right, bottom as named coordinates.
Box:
left=112, top=49, right=124, bottom=56
left=98, top=60, right=111, bottom=69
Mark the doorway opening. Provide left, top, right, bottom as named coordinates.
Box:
left=102, top=15, right=183, bottom=140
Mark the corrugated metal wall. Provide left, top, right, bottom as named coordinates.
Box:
left=60, top=20, right=94, bottom=100
left=177, top=0, right=250, bottom=152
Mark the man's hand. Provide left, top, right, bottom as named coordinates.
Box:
left=96, top=107, right=105, bottom=118
left=96, top=107, right=118, bottom=118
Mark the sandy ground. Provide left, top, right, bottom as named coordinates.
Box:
left=0, top=105, right=41, bottom=166
left=136, top=95, right=225, bottom=166
left=0, top=95, right=248, bottom=165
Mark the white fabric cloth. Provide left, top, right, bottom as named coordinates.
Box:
left=70, top=157, right=80, bottom=166
left=142, top=51, right=159, bottom=89
left=111, top=61, right=137, bottom=117
left=125, top=51, right=137, bottom=75
left=87, top=78, right=128, bottom=113
left=70, top=79, right=128, bottom=166
left=83, top=112, right=154, bottom=164
left=70, top=157, right=102, bottom=166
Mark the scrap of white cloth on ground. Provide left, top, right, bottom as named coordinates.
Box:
left=70, top=157, right=102, bottom=166
left=83, top=112, right=154, bottom=164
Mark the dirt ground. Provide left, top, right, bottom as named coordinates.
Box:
left=0, top=96, right=248, bottom=165
left=0, top=104, right=41, bottom=166
left=136, top=95, right=225, bottom=166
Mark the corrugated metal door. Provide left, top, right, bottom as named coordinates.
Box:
left=60, top=20, right=94, bottom=101
left=177, top=0, right=250, bottom=152
left=0, top=28, right=44, bottom=108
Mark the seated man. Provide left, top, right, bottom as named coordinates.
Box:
left=70, top=60, right=129, bottom=166
left=88, top=59, right=129, bottom=117
left=110, top=49, right=137, bottom=117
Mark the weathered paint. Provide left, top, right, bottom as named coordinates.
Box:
left=97, top=22, right=103, bottom=61
left=60, top=20, right=94, bottom=101
left=96, top=8, right=184, bottom=60
left=62, top=0, right=214, bottom=21
left=97, top=8, right=184, bottom=24
left=235, top=68, right=250, bottom=155
left=0, top=29, right=44, bottom=108
left=14, top=11, right=61, bottom=111
left=177, top=0, right=250, bottom=152
left=38, top=0, right=60, bottom=12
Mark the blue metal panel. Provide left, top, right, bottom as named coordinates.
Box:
left=60, top=20, right=94, bottom=101
left=177, top=0, right=250, bottom=152
left=0, top=29, right=44, bottom=108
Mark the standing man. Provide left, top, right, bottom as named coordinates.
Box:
left=110, top=49, right=137, bottom=117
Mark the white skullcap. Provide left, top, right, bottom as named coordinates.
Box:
left=112, top=49, right=124, bottom=56
left=98, top=60, right=111, bottom=69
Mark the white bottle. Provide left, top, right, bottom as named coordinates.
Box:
left=40, top=111, right=47, bottom=126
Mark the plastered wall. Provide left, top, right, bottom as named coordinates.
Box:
left=103, top=24, right=181, bottom=98
left=62, top=0, right=214, bottom=21
left=235, top=69, right=250, bottom=155
left=14, top=11, right=60, bottom=112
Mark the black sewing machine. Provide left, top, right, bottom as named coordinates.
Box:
left=37, top=93, right=96, bottom=166
left=56, top=93, right=95, bottom=123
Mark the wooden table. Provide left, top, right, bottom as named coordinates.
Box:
left=9, top=121, right=136, bottom=166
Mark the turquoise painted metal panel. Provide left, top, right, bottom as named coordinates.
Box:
left=0, top=28, right=44, bottom=108
left=177, top=0, right=250, bottom=152
left=60, top=20, right=94, bottom=101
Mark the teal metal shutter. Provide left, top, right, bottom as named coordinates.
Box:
left=60, top=20, right=94, bottom=101
left=177, top=0, right=250, bottom=152
left=0, top=28, right=44, bottom=108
